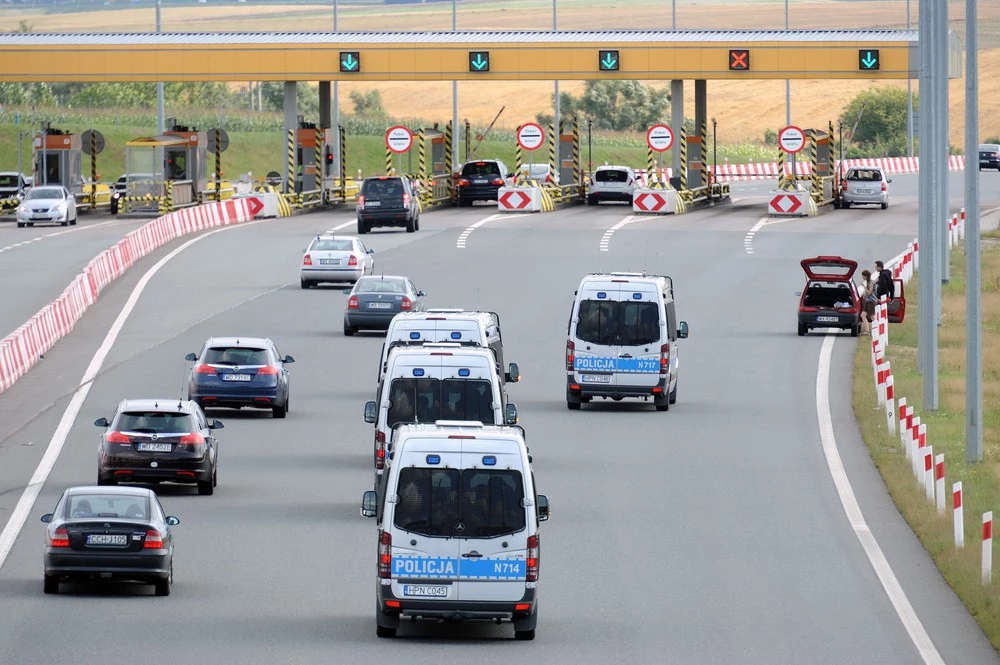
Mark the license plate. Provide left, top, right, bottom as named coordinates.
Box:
left=221, top=373, right=252, bottom=381
left=581, top=374, right=612, bottom=383
left=32, top=215, right=49, bottom=220
left=368, top=302, right=392, bottom=309
left=136, top=442, right=172, bottom=452
left=857, top=189, right=871, bottom=194
left=318, top=258, right=340, bottom=265
left=816, top=316, right=839, bottom=323
left=403, top=585, right=448, bottom=597
left=365, top=201, right=381, bottom=207
left=87, top=534, right=127, bottom=546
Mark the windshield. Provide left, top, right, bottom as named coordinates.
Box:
left=356, top=277, right=406, bottom=294
left=66, top=494, right=151, bottom=520
left=393, top=467, right=526, bottom=538
left=25, top=187, right=63, bottom=200
left=202, top=346, right=269, bottom=365
left=114, top=411, right=196, bottom=433
left=311, top=238, right=354, bottom=251
left=576, top=299, right=659, bottom=346
left=386, top=378, right=494, bottom=427
left=0, top=175, right=19, bottom=187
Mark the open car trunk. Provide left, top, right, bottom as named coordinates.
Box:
left=803, top=282, right=856, bottom=310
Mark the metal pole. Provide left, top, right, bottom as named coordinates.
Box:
left=553, top=0, right=559, bottom=161
left=918, top=0, right=939, bottom=408
left=785, top=0, right=790, bottom=127
left=334, top=0, right=340, bottom=178
left=937, top=0, right=950, bottom=287
left=588, top=118, right=592, bottom=173
left=672, top=0, right=676, bottom=30
left=156, top=0, right=164, bottom=134
left=452, top=0, right=459, bottom=174
left=965, top=0, right=982, bottom=461
left=906, top=0, right=914, bottom=157
left=712, top=117, right=717, bottom=199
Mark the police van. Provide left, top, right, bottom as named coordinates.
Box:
left=365, top=344, right=519, bottom=483
left=377, top=309, right=516, bottom=384
left=566, top=272, right=688, bottom=411
left=360, top=421, right=549, bottom=640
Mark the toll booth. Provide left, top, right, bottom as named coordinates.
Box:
left=802, top=126, right=835, bottom=205
left=293, top=120, right=335, bottom=199
left=163, top=124, right=208, bottom=206
left=123, top=136, right=173, bottom=213
left=33, top=125, right=83, bottom=195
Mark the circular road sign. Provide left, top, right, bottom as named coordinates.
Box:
left=516, top=122, right=545, bottom=151
left=206, top=128, right=230, bottom=153
left=778, top=125, right=806, bottom=154
left=80, top=129, right=105, bottom=155
left=646, top=124, right=674, bottom=152
left=385, top=125, right=414, bottom=154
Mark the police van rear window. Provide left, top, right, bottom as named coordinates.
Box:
left=576, top=300, right=659, bottom=346
left=386, top=378, right=494, bottom=427
left=394, top=468, right=526, bottom=538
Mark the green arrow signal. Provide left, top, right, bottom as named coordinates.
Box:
left=600, top=52, right=618, bottom=70
left=341, top=53, right=358, bottom=71
left=859, top=50, right=879, bottom=70
left=471, top=53, right=488, bottom=71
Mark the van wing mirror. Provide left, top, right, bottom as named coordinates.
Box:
left=678, top=321, right=689, bottom=339
left=364, top=400, right=377, bottom=424
left=504, top=402, right=518, bottom=425
left=536, top=494, right=550, bottom=522
left=184, top=353, right=198, bottom=362
left=361, top=490, right=377, bottom=518
left=506, top=362, right=520, bottom=383
left=94, top=417, right=109, bottom=428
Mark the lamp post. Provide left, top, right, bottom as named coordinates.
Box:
left=711, top=116, right=717, bottom=200
left=452, top=0, right=459, bottom=173
left=156, top=0, right=164, bottom=134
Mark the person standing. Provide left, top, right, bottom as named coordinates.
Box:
left=874, top=260, right=895, bottom=301
left=859, top=269, right=877, bottom=333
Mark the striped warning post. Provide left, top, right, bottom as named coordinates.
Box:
left=679, top=128, right=688, bottom=191
left=515, top=127, right=523, bottom=180
left=339, top=125, right=347, bottom=202
left=572, top=116, right=581, bottom=196
left=90, top=129, right=98, bottom=209
left=810, top=135, right=820, bottom=195
left=385, top=146, right=392, bottom=175
left=286, top=129, right=295, bottom=194
left=214, top=128, right=223, bottom=202
left=445, top=121, right=454, bottom=200
left=777, top=150, right=787, bottom=187
left=160, top=181, right=173, bottom=215
left=315, top=127, right=323, bottom=203
left=417, top=131, right=431, bottom=208
left=700, top=121, right=708, bottom=189
left=547, top=122, right=556, bottom=181
left=647, top=147, right=655, bottom=185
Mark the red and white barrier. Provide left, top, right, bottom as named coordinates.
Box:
left=884, top=373, right=895, bottom=434
left=954, top=482, right=965, bottom=548
left=702, top=155, right=967, bottom=183
left=984, top=512, right=993, bottom=585
left=0, top=198, right=263, bottom=397
left=935, top=455, right=945, bottom=515
left=923, top=447, right=934, bottom=502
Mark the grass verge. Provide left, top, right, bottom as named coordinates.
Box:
left=852, top=229, right=1000, bottom=650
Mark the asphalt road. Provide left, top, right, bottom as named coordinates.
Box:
left=0, top=212, right=149, bottom=339
left=0, top=184, right=998, bottom=665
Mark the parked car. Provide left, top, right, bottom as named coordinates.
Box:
left=797, top=256, right=862, bottom=337
left=840, top=166, right=890, bottom=209
left=587, top=165, right=636, bottom=205
left=0, top=171, right=30, bottom=201
left=16, top=186, right=77, bottom=227
left=456, top=159, right=510, bottom=206
left=522, top=163, right=558, bottom=184
left=979, top=143, right=1000, bottom=171
left=357, top=176, right=420, bottom=234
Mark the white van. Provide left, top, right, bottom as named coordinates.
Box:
left=377, top=309, right=517, bottom=385
left=360, top=421, right=549, bottom=640
left=565, top=272, right=688, bottom=411
left=365, top=344, right=519, bottom=482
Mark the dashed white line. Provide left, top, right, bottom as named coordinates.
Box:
left=743, top=216, right=769, bottom=255
left=456, top=213, right=526, bottom=249
left=599, top=215, right=645, bottom=252
left=0, top=219, right=135, bottom=256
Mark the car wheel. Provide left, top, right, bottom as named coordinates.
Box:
left=851, top=323, right=860, bottom=337
left=27, top=222, right=33, bottom=227
left=376, top=624, right=396, bottom=638
left=357, top=221, right=367, bottom=234
left=881, top=201, right=888, bottom=210
left=669, top=381, right=678, bottom=404
left=154, top=565, right=171, bottom=597
left=197, top=478, right=214, bottom=495
left=16, top=222, right=24, bottom=228
left=43, top=575, right=59, bottom=594
left=300, top=279, right=311, bottom=289
left=97, top=477, right=116, bottom=486
left=654, top=395, right=670, bottom=412
left=842, top=201, right=850, bottom=209
left=405, top=216, right=415, bottom=233
left=71, top=215, right=77, bottom=225
left=587, top=195, right=597, bottom=205
left=344, top=323, right=356, bottom=336
left=272, top=398, right=288, bottom=419
left=515, top=629, right=536, bottom=641
left=415, top=215, right=420, bottom=231
left=61, top=220, right=69, bottom=226
left=798, top=322, right=807, bottom=336
left=567, top=400, right=581, bottom=410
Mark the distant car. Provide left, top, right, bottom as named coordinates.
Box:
left=41, top=485, right=179, bottom=596
left=113, top=173, right=156, bottom=195
left=16, top=185, right=77, bottom=227
left=587, top=165, right=636, bottom=205
left=357, top=176, right=420, bottom=234
left=456, top=159, right=510, bottom=206
left=0, top=171, right=30, bottom=201
left=343, top=275, right=427, bottom=336
left=797, top=256, right=863, bottom=337
left=300, top=234, right=375, bottom=288
left=94, top=398, right=223, bottom=495
left=979, top=143, right=1000, bottom=171
left=185, top=337, right=295, bottom=418
left=522, top=163, right=558, bottom=185
left=840, top=166, right=890, bottom=209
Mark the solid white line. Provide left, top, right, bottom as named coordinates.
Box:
left=0, top=219, right=266, bottom=573
left=816, top=334, right=945, bottom=665
left=329, top=219, right=355, bottom=232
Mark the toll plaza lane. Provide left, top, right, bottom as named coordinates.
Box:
left=0, top=200, right=997, bottom=665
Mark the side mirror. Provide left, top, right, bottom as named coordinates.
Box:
left=210, top=419, right=225, bottom=430
left=343, top=288, right=353, bottom=294
left=40, top=514, right=53, bottom=523
left=283, top=355, right=295, bottom=364
left=795, top=291, right=802, bottom=297
left=184, top=352, right=198, bottom=362
left=887, top=178, right=893, bottom=183
left=504, top=402, right=518, bottom=425
left=678, top=321, right=689, bottom=339
left=165, top=516, right=180, bottom=526
left=364, top=400, right=377, bottom=424
left=536, top=494, right=550, bottom=522
left=368, top=248, right=375, bottom=254
left=361, top=490, right=377, bottom=518
left=417, top=290, right=426, bottom=297
left=94, top=417, right=109, bottom=428
left=506, top=362, right=520, bottom=383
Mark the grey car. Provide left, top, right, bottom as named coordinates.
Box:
left=840, top=166, right=890, bottom=209
left=343, top=275, right=427, bottom=336
left=16, top=185, right=78, bottom=227
left=300, top=235, right=375, bottom=288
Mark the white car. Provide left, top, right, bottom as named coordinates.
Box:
left=300, top=234, right=375, bottom=288
left=16, top=186, right=77, bottom=228
left=586, top=165, right=636, bottom=205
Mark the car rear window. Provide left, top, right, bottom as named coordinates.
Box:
left=595, top=169, right=630, bottom=183
left=0, top=175, right=18, bottom=187
left=203, top=346, right=270, bottom=365
left=846, top=169, right=882, bottom=182
left=67, top=494, right=151, bottom=520
left=462, top=162, right=502, bottom=177
left=364, top=179, right=404, bottom=196
left=114, top=411, right=197, bottom=433
left=311, top=238, right=353, bottom=251
left=356, top=277, right=406, bottom=294
left=576, top=299, right=659, bottom=346
left=386, top=378, right=494, bottom=427
left=394, top=467, right=526, bottom=538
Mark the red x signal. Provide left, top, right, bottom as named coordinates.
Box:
left=729, top=49, right=750, bottom=71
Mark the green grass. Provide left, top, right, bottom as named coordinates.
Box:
left=853, top=238, right=1000, bottom=651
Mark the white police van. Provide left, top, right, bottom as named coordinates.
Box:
left=365, top=344, right=519, bottom=483
left=360, top=421, right=549, bottom=640
left=566, top=272, right=688, bottom=411
left=377, top=309, right=516, bottom=384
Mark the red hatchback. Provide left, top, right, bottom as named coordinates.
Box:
left=797, top=256, right=863, bottom=337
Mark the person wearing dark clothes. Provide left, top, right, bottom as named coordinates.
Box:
left=874, top=261, right=895, bottom=300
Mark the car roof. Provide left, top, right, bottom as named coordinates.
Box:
left=596, top=165, right=633, bottom=171
left=205, top=336, right=270, bottom=348
left=65, top=485, right=155, bottom=498
left=312, top=234, right=357, bottom=242
left=357, top=275, right=407, bottom=284
left=116, top=398, right=199, bottom=414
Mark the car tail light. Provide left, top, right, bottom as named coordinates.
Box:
left=660, top=343, right=670, bottom=375
left=881, top=181, right=887, bottom=192
left=106, top=431, right=130, bottom=444
left=302, top=253, right=312, bottom=266
left=566, top=340, right=575, bottom=371
left=378, top=530, right=392, bottom=578
left=545, top=174, right=552, bottom=183
left=357, top=195, right=365, bottom=206
left=257, top=365, right=279, bottom=375
left=403, top=192, right=411, bottom=207
left=195, top=364, right=216, bottom=374
left=841, top=179, right=848, bottom=192
left=457, top=178, right=470, bottom=187
left=400, top=297, right=412, bottom=311
left=491, top=178, right=504, bottom=186
left=348, top=295, right=359, bottom=310
left=143, top=529, right=164, bottom=550
left=526, top=534, right=539, bottom=582
left=48, top=527, right=69, bottom=548
left=348, top=254, right=358, bottom=267
left=179, top=433, right=205, bottom=445
left=375, top=431, right=386, bottom=470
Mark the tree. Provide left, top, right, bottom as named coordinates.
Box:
left=573, top=81, right=670, bottom=132
left=350, top=89, right=386, bottom=117
left=839, top=87, right=917, bottom=157
left=70, top=83, right=155, bottom=109
left=0, top=82, right=56, bottom=106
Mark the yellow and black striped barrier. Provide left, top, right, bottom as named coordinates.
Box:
left=444, top=121, right=455, bottom=201
left=679, top=128, right=688, bottom=192
left=385, top=147, right=393, bottom=175
left=315, top=127, right=324, bottom=204
left=572, top=116, right=581, bottom=199
left=1, top=198, right=21, bottom=214
left=253, top=185, right=294, bottom=217
left=286, top=129, right=295, bottom=195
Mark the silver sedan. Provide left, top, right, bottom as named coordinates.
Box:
left=841, top=167, right=891, bottom=210
left=300, top=235, right=375, bottom=288
left=16, top=186, right=78, bottom=227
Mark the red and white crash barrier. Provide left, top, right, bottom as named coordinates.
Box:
left=923, top=446, right=934, bottom=502
left=704, top=155, right=968, bottom=182
left=954, top=482, right=965, bottom=548
left=984, top=512, right=993, bottom=585
left=0, top=198, right=263, bottom=397
left=935, top=455, right=945, bottom=515
left=884, top=373, right=895, bottom=435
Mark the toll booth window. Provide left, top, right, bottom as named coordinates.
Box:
left=167, top=153, right=187, bottom=180
left=0, top=175, right=19, bottom=187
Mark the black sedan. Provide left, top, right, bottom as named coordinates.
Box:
left=41, top=485, right=179, bottom=596
left=96, top=398, right=223, bottom=495
left=343, top=275, right=427, bottom=336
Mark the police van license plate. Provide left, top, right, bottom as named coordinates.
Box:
left=403, top=585, right=448, bottom=597
left=816, top=316, right=839, bottom=323
left=581, top=374, right=611, bottom=383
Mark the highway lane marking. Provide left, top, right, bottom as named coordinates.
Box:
left=456, top=213, right=527, bottom=249
left=0, top=218, right=268, bottom=574
left=0, top=219, right=137, bottom=257
left=743, top=217, right=768, bottom=255
left=599, top=215, right=644, bottom=252
left=327, top=219, right=356, bottom=232
left=817, top=334, right=945, bottom=665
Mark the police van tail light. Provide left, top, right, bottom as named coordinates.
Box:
left=526, top=534, right=539, bottom=582
left=348, top=254, right=358, bottom=267
left=659, top=343, right=670, bottom=375
left=348, top=295, right=359, bottom=310
left=378, top=530, right=392, bottom=578
left=375, top=431, right=386, bottom=470
left=400, top=297, right=412, bottom=312
left=566, top=341, right=575, bottom=371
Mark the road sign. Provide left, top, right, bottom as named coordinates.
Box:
left=245, top=196, right=264, bottom=217
left=859, top=49, right=880, bottom=71
left=340, top=51, right=360, bottom=73
left=778, top=125, right=806, bottom=154
left=469, top=51, right=490, bottom=72
left=646, top=124, right=674, bottom=152
left=769, top=194, right=803, bottom=214
left=516, top=123, right=545, bottom=151
left=385, top=125, right=414, bottom=154
left=81, top=129, right=105, bottom=154
left=634, top=192, right=668, bottom=212
left=499, top=190, right=531, bottom=210
left=598, top=50, right=620, bottom=71
left=729, top=49, right=750, bottom=71
left=206, top=128, right=230, bottom=153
